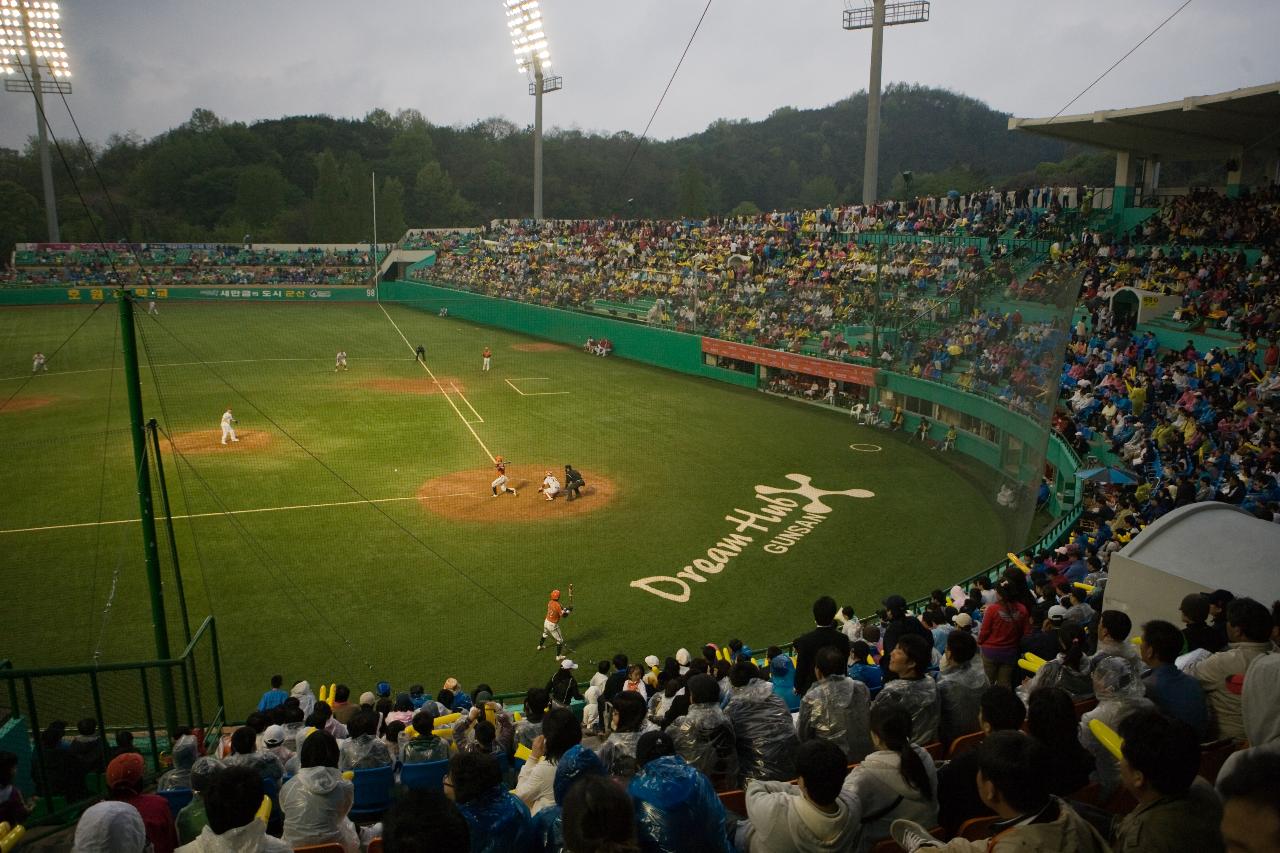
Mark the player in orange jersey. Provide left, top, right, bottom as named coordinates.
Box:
left=491, top=456, right=517, bottom=497
left=482, top=347, right=492, bottom=372
left=537, top=589, right=573, bottom=656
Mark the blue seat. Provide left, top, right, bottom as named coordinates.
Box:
left=158, top=788, right=194, bottom=817
left=350, top=765, right=395, bottom=819
left=399, top=759, right=449, bottom=792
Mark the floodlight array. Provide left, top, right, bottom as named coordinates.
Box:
left=505, top=0, right=551, bottom=74
left=0, top=0, right=69, bottom=78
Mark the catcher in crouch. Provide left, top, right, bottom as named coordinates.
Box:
left=537, top=589, right=572, bottom=657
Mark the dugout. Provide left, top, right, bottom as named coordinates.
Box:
left=1102, top=502, right=1280, bottom=631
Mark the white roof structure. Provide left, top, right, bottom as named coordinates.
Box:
left=1009, top=81, right=1280, bottom=159
left=1102, top=502, right=1280, bottom=631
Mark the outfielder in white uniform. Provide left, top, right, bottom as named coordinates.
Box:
left=220, top=408, right=239, bottom=445
left=32, top=352, right=47, bottom=373
left=335, top=350, right=348, bottom=372
left=539, top=472, right=562, bottom=501
left=147, top=300, right=159, bottom=315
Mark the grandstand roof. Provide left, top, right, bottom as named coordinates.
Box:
left=1116, top=502, right=1280, bottom=601
left=1008, top=81, right=1280, bottom=159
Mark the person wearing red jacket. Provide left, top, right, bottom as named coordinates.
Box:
left=977, top=582, right=1031, bottom=688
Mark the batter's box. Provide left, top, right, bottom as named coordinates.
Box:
left=504, top=378, right=570, bottom=397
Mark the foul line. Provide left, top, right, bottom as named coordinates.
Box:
left=0, top=490, right=476, bottom=536
left=451, top=381, right=484, bottom=424
left=0, top=357, right=409, bottom=382
left=377, top=303, right=495, bottom=461
left=505, top=377, right=571, bottom=397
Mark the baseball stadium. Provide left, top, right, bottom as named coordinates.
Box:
left=1, top=1, right=1279, bottom=851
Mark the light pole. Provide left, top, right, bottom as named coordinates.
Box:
left=843, top=0, right=928, bottom=206
left=505, top=0, right=562, bottom=222
left=1, top=0, right=72, bottom=241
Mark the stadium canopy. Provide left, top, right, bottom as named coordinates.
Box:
left=1009, top=81, right=1280, bottom=207
left=1100, top=502, right=1280, bottom=632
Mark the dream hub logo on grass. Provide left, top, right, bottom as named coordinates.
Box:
left=631, top=474, right=875, bottom=603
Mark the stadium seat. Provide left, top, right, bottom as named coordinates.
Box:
left=349, top=765, right=395, bottom=820
left=399, top=758, right=448, bottom=792
left=945, top=731, right=985, bottom=760
left=1197, top=739, right=1239, bottom=785
left=293, top=845, right=344, bottom=853
left=718, top=788, right=746, bottom=816
left=1071, top=698, right=1097, bottom=718
left=158, top=788, right=194, bottom=817
left=923, top=741, right=945, bottom=761
left=367, top=840, right=383, bottom=853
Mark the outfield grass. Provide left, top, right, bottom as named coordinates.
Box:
left=0, top=301, right=1014, bottom=714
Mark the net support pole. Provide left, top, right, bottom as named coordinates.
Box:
left=861, top=0, right=886, bottom=206
left=533, top=65, right=544, bottom=221
left=147, top=418, right=192, bottom=646
left=118, top=291, right=179, bottom=738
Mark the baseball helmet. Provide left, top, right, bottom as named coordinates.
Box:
left=550, top=589, right=561, bottom=601
left=546, top=470, right=553, bottom=476
left=495, top=455, right=504, bottom=462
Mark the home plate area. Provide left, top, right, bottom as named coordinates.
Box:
left=415, top=465, right=616, bottom=522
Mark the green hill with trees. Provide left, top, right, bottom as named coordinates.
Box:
left=1, top=84, right=1121, bottom=256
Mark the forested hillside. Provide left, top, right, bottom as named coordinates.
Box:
left=1, top=84, right=1117, bottom=256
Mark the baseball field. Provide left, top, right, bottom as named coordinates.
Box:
left=0, top=300, right=1015, bottom=714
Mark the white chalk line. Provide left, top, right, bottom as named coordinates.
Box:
left=451, top=382, right=484, bottom=424
left=0, top=357, right=409, bottom=382
left=0, top=490, right=480, bottom=536
left=505, top=377, right=571, bottom=397
left=377, top=303, right=495, bottom=461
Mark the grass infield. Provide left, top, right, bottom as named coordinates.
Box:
left=0, top=302, right=1011, bottom=714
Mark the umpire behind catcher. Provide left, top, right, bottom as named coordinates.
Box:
left=564, top=464, right=586, bottom=501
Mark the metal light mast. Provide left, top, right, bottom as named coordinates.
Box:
left=1, top=0, right=72, bottom=241
left=505, top=0, right=561, bottom=222
left=843, top=0, right=928, bottom=205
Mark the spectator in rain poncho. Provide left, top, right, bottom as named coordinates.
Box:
left=1088, top=610, right=1142, bottom=681
left=1217, top=650, right=1280, bottom=787
left=338, top=709, right=392, bottom=772
left=871, top=634, right=941, bottom=746
left=399, top=710, right=450, bottom=766
left=629, top=730, right=732, bottom=853
left=176, top=757, right=223, bottom=845
left=841, top=703, right=939, bottom=853
left=1078, top=656, right=1155, bottom=796
left=936, top=630, right=990, bottom=745
left=290, top=681, right=317, bottom=719
left=449, top=751, right=534, bottom=853
left=531, top=744, right=607, bottom=853
left=175, top=765, right=292, bottom=852
left=647, top=676, right=685, bottom=726
left=597, top=691, right=651, bottom=781
left=767, top=651, right=801, bottom=712
left=667, top=674, right=739, bottom=792
left=159, top=733, right=200, bottom=791
left=223, top=726, right=284, bottom=783
left=71, top=801, right=148, bottom=853
left=279, top=729, right=358, bottom=853
left=380, top=790, right=470, bottom=852
left=797, top=646, right=873, bottom=764
left=1017, top=624, right=1094, bottom=702
left=724, top=661, right=799, bottom=785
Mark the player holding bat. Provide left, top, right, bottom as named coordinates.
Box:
left=537, top=585, right=574, bottom=658
left=490, top=455, right=517, bottom=497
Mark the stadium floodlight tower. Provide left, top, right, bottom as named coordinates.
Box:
left=505, top=0, right=561, bottom=222
left=1, top=0, right=71, bottom=241
left=842, top=0, right=928, bottom=205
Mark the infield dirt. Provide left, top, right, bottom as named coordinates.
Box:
left=163, top=429, right=273, bottom=454
left=417, top=464, right=615, bottom=522
left=0, top=395, right=57, bottom=414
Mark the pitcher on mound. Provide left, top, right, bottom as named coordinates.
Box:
left=491, top=456, right=517, bottom=497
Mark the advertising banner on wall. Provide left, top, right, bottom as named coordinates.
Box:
left=701, top=338, right=878, bottom=386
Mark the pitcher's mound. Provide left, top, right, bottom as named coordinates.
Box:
left=0, top=395, right=57, bottom=414
left=417, top=464, right=616, bottom=523
left=163, top=430, right=273, bottom=454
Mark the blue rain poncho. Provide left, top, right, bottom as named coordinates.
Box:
left=629, top=754, right=732, bottom=853
left=531, top=745, right=606, bottom=853
left=458, top=783, right=535, bottom=853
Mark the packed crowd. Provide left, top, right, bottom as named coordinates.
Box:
left=1137, top=187, right=1280, bottom=250
left=28, top=579, right=1278, bottom=853
left=5, top=245, right=378, bottom=287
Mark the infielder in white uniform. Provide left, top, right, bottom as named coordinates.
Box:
left=539, top=471, right=562, bottom=501
left=220, top=408, right=239, bottom=445
left=147, top=300, right=159, bottom=315
left=335, top=350, right=348, bottom=371
left=32, top=352, right=47, bottom=373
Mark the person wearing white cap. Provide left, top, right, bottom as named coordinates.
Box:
left=72, top=801, right=148, bottom=853
left=548, top=658, right=582, bottom=708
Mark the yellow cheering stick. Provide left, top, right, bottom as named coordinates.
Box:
left=1088, top=718, right=1125, bottom=762
left=1018, top=657, right=1045, bottom=674
left=1, top=824, right=25, bottom=853
left=1073, top=582, right=1095, bottom=594
left=1007, top=553, right=1032, bottom=575
left=255, top=796, right=272, bottom=824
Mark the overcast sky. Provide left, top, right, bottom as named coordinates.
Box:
left=2, top=0, right=1278, bottom=152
